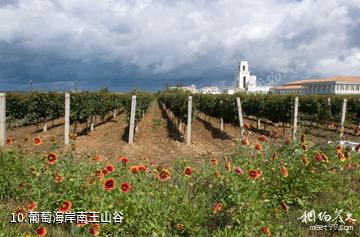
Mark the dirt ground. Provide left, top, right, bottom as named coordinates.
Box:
left=3, top=101, right=360, bottom=166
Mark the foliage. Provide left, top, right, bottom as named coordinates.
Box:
left=0, top=137, right=359, bottom=236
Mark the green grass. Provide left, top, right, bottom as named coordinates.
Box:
left=0, top=137, right=359, bottom=237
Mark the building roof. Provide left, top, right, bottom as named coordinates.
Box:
left=272, top=76, right=360, bottom=90
left=284, top=76, right=360, bottom=85
left=271, top=85, right=302, bottom=90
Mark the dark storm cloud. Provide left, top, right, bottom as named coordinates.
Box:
left=0, top=0, right=360, bottom=92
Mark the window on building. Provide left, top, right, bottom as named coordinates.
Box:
left=243, top=76, right=246, bottom=88
left=243, top=65, right=246, bottom=71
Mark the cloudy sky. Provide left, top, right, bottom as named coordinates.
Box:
left=1, top=0, right=360, bottom=92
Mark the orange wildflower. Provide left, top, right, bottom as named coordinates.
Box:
left=103, top=178, right=115, bottom=191
left=130, top=166, right=139, bottom=173
left=158, top=168, right=171, bottom=181
left=271, top=152, right=277, bottom=161
left=176, top=223, right=184, bottom=230
left=225, top=161, right=231, bottom=173
left=94, top=155, right=103, bottom=163
left=255, top=143, right=263, bottom=151
left=241, top=137, right=250, bottom=146
left=138, top=165, right=147, bottom=172
left=301, top=133, right=305, bottom=143
left=214, top=171, right=221, bottom=177
left=6, top=137, right=13, bottom=145
left=261, top=226, right=271, bottom=236
left=280, top=200, right=289, bottom=213
left=258, top=135, right=267, bottom=142
left=102, top=169, right=109, bottom=176
left=212, top=202, right=222, bottom=214
left=243, top=122, right=250, bottom=129
left=301, top=143, right=307, bottom=152
left=58, top=200, right=71, bottom=213
left=95, top=170, right=104, bottom=180
left=281, top=166, right=288, bottom=177
left=105, top=164, right=115, bottom=173
left=120, top=182, right=130, bottom=193
left=249, top=169, right=261, bottom=180
left=26, top=201, right=37, bottom=212
left=54, top=173, right=64, bottom=183
left=36, top=226, right=47, bottom=237
left=120, top=156, right=129, bottom=165
left=184, top=167, right=192, bottom=176
left=34, top=137, right=42, bottom=145
left=47, top=153, right=57, bottom=165
left=89, top=228, right=100, bottom=236
left=210, top=159, right=218, bottom=165
left=302, top=155, right=309, bottom=165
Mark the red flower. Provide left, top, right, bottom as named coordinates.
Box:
left=158, top=168, right=171, bottom=181
left=261, top=226, right=271, bottom=236
left=315, top=153, right=323, bottom=161
left=6, top=137, right=13, bottom=145
left=212, top=202, right=222, bottom=214
left=243, top=122, right=250, bottom=129
left=234, top=167, right=243, bottom=175
left=94, top=155, right=103, bottom=163
left=95, top=170, right=104, bottom=180
left=34, top=137, right=42, bottom=145
left=59, top=200, right=72, bottom=213
left=105, top=164, right=115, bottom=173
left=89, top=228, right=100, bottom=236
left=210, top=159, right=218, bottom=165
left=26, top=201, right=37, bottom=212
left=241, top=137, right=250, bottom=146
left=249, top=169, right=261, bottom=180
left=138, top=165, right=147, bottom=172
left=121, top=156, right=129, bottom=165
left=47, top=153, right=57, bottom=165
left=102, top=169, right=109, bottom=176
left=281, top=166, right=288, bottom=177
left=258, top=135, right=267, bottom=142
left=36, top=226, right=47, bottom=237
left=103, top=178, right=115, bottom=191
left=255, top=143, right=263, bottom=151
left=130, top=166, right=139, bottom=173
left=54, top=173, right=64, bottom=183
left=301, top=133, right=306, bottom=143
left=184, top=167, right=192, bottom=176
left=120, top=182, right=130, bottom=193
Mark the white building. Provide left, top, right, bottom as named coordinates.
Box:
left=199, top=86, right=222, bottom=94
left=234, top=60, right=270, bottom=93
left=270, top=76, right=360, bottom=95
left=235, top=61, right=257, bottom=92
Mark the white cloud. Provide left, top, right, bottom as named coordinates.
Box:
left=0, top=0, right=359, bottom=89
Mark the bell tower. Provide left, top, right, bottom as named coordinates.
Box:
left=235, top=61, right=250, bottom=90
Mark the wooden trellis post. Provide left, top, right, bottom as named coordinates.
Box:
left=0, top=93, right=6, bottom=147
left=340, top=99, right=347, bottom=139
left=220, top=100, right=224, bottom=131
left=128, top=95, right=136, bottom=144
left=292, top=97, right=299, bottom=140
left=186, top=96, right=192, bottom=145
left=236, top=97, right=244, bottom=139
left=64, top=93, right=70, bottom=146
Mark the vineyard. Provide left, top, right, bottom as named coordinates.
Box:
left=0, top=90, right=360, bottom=237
